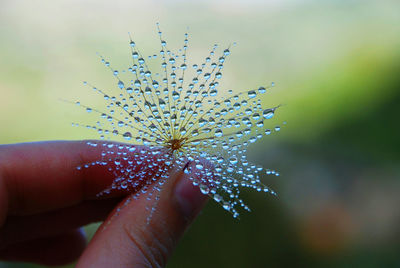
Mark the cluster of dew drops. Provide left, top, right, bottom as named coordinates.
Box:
left=73, top=24, right=283, bottom=219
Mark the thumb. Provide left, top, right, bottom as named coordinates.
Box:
left=76, top=162, right=209, bottom=268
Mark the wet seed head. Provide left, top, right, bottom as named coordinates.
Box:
left=73, top=24, right=284, bottom=219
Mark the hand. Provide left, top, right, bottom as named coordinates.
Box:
left=0, top=141, right=208, bottom=267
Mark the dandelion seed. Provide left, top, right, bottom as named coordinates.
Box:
left=73, top=24, right=284, bottom=219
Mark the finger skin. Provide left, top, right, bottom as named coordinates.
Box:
left=0, top=228, right=87, bottom=266
left=0, top=140, right=132, bottom=263
left=0, top=198, right=121, bottom=249
left=77, top=163, right=209, bottom=268
left=0, top=140, right=131, bottom=221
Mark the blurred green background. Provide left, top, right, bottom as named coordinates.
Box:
left=1, top=0, right=399, bottom=267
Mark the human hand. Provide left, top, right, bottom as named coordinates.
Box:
left=0, top=141, right=208, bottom=267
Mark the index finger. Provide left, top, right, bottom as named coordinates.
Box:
left=0, top=140, right=128, bottom=219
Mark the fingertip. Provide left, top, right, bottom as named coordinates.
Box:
left=174, top=168, right=209, bottom=221
left=76, top=164, right=209, bottom=268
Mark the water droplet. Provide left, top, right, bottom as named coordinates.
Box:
left=248, top=90, right=257, bottom=99
left=215, top=129, right=223, bottom=137
left=118, top=80, right=124, bottom=89
left=263, top=109, right=275, bottom=119
left=229, top=156, right=238, bottom=165
left=213, top=194, right=222, bottom=202
left=196, top=163, right=204, bottom=170
left=199, top=184, right=210, bottom=195
left=123, top=132, right=132, bottom=140
left=222, top=202, right=231, bottom=211
left=258, top=87, right=266, bottom=94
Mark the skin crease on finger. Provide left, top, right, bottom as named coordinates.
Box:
left=0, top=199, right=122, bottom=250
left=0, top=229, right=88, bottom=266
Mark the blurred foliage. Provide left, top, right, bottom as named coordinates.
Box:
left=0, top=0, right=399, bottom=267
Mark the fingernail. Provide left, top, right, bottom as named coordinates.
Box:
left=174, top=166, right=209, bottom=220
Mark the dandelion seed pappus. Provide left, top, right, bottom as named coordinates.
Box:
left=72, top=23, right=283, bottom=219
